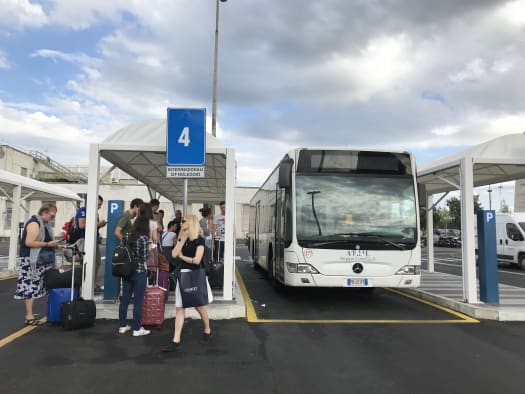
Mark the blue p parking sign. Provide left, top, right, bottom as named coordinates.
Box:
left=166, top=108, right=206, bottom=166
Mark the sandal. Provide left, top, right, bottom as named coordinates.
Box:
left=24, top=318, right=43, bottom=326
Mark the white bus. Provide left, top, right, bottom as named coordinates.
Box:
left=247, top=148, right=424, bottom=288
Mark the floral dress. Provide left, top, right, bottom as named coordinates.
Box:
left=14, top=216, right=54, bottom=300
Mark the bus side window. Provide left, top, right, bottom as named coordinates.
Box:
left=284, top=190, right=293, bottom=247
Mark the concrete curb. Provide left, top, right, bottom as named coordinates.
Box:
left=0, top=269, right=18, bottom=279
left=95, top=280, right=246, bottom=321
left=403, top=288, right=525, bottom=321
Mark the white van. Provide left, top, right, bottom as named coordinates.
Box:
left=475, top=213, right=525, bottom=268
left=495, top=213, right=525, bottom=269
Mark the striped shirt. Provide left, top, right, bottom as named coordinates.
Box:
left=123, top=233, right=149, bottom=273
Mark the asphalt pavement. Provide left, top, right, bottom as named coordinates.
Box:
left=1, top=247, right=525, bottom=393
left=422, top=246, right=525, bottom=288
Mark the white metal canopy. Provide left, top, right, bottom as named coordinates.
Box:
left=418, top=133, right=525, bottom=195
left=99, top=119, right=228, bottom=203
left=83, top=119, right=236, bottom=301
left=0, top=169, right=81, bottom=271
left=417, top=133, right=525, bottom=304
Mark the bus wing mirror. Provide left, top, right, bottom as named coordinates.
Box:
left=279, top=159, right=294, bottom=189
left=418, top=183, right=427, bottom=209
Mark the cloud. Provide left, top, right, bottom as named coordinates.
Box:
left=0, top=50, right=10, bottom=69
left=4, top=0, right=525, bottom=187
left=0, top=0, right=48, bottom=28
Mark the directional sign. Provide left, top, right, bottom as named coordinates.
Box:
left=167, top=166, right=205, bottom=178
left=166, top=108, right=206, bottom=166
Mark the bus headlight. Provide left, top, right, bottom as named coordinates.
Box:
left=395, top=265, right=420, bottom=275
left=286, top=263, right=319, bottom=274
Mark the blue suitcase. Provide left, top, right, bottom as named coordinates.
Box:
left=48, top=288, right=79, bottom=323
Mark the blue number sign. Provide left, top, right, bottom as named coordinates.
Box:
left=166, top=108, right=206, bottom=166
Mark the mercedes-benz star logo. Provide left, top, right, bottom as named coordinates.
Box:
left=352, top=263, right=364, bottom=274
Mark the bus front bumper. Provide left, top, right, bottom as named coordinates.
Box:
left=285, top=273, right=421, bottom=288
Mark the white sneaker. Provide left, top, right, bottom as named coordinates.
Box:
left=118, top=325, right=132, bottom=334
left=133, top=327, right=151, bottom=337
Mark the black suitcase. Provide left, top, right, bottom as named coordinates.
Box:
left=44, top=268, right=82, bottom=290
left=61, top=298, right=96, bottom=330
left=208, top=240, right=224, bottom=289
left=60, top=243, right=96, bottom=330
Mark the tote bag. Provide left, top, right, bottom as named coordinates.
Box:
left=177, top=268, right=209, bottom=308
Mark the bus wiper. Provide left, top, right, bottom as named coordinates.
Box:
left=306, top=190, right=322, bottom=236
left=336, top=232, right=407, bottom=251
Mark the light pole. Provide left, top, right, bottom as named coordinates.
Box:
left=488, top=185, right=492, bottom=210
left=212, top=0, right=227, bottom=137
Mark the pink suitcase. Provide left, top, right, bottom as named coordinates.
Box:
left=141, top=286, right=165, bottom=326
left=141, top=248, right=166, bottom=326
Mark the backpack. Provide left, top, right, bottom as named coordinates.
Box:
left=111, top=243, right=138, bottom=278
left=66, top=216, right=82, bottom=244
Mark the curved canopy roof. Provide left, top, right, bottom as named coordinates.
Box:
left=418, top=133, right=525, bottom=194
left=98, top=119, right=230, bottom=203
left=0, top=169, right=81, bottom=201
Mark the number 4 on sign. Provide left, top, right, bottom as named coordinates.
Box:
left=178, top=127, right=190, bottom=147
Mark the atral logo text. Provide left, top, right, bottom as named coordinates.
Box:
left=183, top=287, right=198, bottom=293
left=347, top=250, right=368, bottom=257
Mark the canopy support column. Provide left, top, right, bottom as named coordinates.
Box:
left=460, top=157, right=478, bottom=303
left=83, top=144, right=101, bottom=300
left=8, top=185, right=21, bottom=271
left=426, top=194, right=434, bottom=272
left=223, top=149, right=235, bottom=301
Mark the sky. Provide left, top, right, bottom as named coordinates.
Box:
left=0, top=0, right=523, bottom=209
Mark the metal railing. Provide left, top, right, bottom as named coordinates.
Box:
left=29, top=151, right=88, bottom=183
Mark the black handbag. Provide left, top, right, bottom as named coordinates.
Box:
left=177, top=268, right=209, bottom=308
left=37, top=249, right=55, bottom=267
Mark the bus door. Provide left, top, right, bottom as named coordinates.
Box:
left=254, top=201, right=261, bottom=264
left=275, top=188, right=285, bottom=282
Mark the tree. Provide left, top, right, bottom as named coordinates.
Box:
left=446, top=195, right=484, bottom=228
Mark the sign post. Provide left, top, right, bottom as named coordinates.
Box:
left=104, top=200, right=124, bottom=301
left=477, top=210, right=499, bottom=304
left=166, top=108, right=206, bottom=214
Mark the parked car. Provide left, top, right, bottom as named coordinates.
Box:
left=435, top=229, right=461, bottom=248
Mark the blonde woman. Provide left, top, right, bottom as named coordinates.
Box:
left=163, top=214, right=213, bottom=352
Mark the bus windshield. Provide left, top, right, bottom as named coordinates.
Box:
left=296, top=174, right=417, bottom=250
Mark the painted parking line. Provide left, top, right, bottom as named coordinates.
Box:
left=0, top=317, right=47, bottom=349
left=235, top=268, right=478, bottom=324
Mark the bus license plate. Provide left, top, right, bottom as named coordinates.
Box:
left=346, top=278, right=369, bottom=287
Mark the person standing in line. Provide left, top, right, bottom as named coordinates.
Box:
left=118, top=211, right=151, bottom=337
left=160, top=220, right=177, bottom=260
left=140, top=203, right=158, bottom=243
left=199, top=207, right=213, bottom=249
left=163, top=214, right=212, bottom=352
left=93, top=196, right=107, bottom=292
left=212, top=201, right=226, bottom=261
left=150, top=198, right=164, bottom=234
left=173, top=209, right=183, bottom=236
left=14, top=205, right=60, bottom=326
left=115, top=198, right=143, bottom=241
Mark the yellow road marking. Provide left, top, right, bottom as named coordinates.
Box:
left=235, top=265, right=478, bottom=324
left=385, top=288, right=479, bottom=323
left=0, top=317, right=47, bottom=348
left=236, top=268, right=258, bottom=322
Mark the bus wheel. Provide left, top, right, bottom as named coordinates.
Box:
left=519, top=254, right=525, bottom=270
